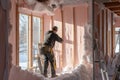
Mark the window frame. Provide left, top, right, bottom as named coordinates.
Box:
left=17, top=9, right=44, bottom=69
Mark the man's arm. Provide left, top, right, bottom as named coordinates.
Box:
left=54, top=34, right=63, bottom=43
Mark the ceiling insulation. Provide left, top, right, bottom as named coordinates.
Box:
left=18, top=0, right=90, bottom=15
left=62, top=0, right=90, bottom=5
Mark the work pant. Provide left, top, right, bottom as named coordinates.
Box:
left=40, top=46, right=56, bottom=77
left=44, top=52, right=56, bottom=77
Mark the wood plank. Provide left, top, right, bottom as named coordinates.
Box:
left=111, top=0, right=119, bottom=1
left=28, top=15, right=33, bottom=68
left=106, top=9, right=108, bottom=64
left=113, top=10, right=120, bottom=14
left=42, top=16, right=44, bottom=42
left=111, top=13, right=114, bottom=57
left=61, top=8, right=65, bottom=68
left=16, top=4, right=19, bottom=66
left=114, top=10, right=120, bottom=13
left=104, top=2, right=120, bottom=8
left=117, top=13, right=120, bottom=16
left=109, top=6, right=120, bottom=11
left=102, top=10, right=104, bottom=54
left=73, top=7, right=77, bottom=67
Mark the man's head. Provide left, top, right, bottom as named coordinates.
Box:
left=52, top=26, right=58, bottom=33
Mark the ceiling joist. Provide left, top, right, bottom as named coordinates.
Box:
left=104, top=1, right=120, bottom=16
left=114, top=10, right=120, bottom=13
left=104, top=1, right=120, bottom=8
left=109, top=6, right=120, bottom=11
left=116, top=13, right=120, bottom=16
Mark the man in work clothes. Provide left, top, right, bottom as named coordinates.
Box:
left=41, top=26, right=63, bottom=77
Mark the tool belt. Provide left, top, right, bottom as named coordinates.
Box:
left=40, top=45, right=53, bottom=54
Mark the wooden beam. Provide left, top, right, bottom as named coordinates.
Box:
left=114, top=10, right=120, bottom=13
left=106, top=9, right=108, bottom=64
left=111, top=13, right=114, bottom=57
left=115, top=13, right=120, bottom=16
left=16, top=4, right=19, bottom=66
left=109, top=6, right=120, bottom=11
left=102, top=10, right=104, bottom=54
left=28, top=15, right=33, bottom=68
left=40, top=16, right=44, bottom=42
left=116, top=13, right=120, bottom=16
left=73, top=7, right=77, bottom=67
left=114, top=12, right=120, bottom=15
left=61, top=8, right=65, bottom=68
left=113, top=10, right=120, bottom=14
left=111, top=0, right=119, bottom=1
left=104, top=2, right=120, bottom=8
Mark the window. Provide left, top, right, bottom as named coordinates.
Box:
left=32, top=16, right=41, bottom=68
left=19, top=13, right=43, bottom=70
left=19, top=14, right=29, bottom=69
left=115, top=28, right=120, bottom=53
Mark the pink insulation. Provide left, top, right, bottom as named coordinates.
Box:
left=9, top=65, right=45, bottom=80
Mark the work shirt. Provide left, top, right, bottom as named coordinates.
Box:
left=43, top=30, right=63, bottom=48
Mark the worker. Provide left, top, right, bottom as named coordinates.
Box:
left=40, top=26, right=63, bottom=78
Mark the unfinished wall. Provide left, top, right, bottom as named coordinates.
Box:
left=94, top=1, right=114, bottom=63
left=94, top=2, right=114, bottom=80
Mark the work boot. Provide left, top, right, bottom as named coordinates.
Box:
left=43, top=74, right=48, bottom=77
left=51, top=74, right=58, bottom=78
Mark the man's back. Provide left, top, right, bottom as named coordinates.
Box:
left=44, top=30, right=63, bottom=48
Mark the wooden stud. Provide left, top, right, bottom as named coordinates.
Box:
left=104, top=2, right=120, bottom=8
left=117, top=13, right=120, bottom=16
left=109, top=6, right=120, bottom=11
left=41, top=16, right=44, bottom=42
left=16, top=3, right=19, bottom=66
left=102, top=9, right=104, bottom=54
left=61, top=7, right=66, bottom=68
left=73, top=7, right=76, bottom=67
left=106, top=9, right=108, bottom=64
left=51, top=16, right=54, bottom=28
left=111, top=13, right=114, bottom=57
left=114, top=10, right=120, bottom=13
left=28, top=15, right=33, bottom=68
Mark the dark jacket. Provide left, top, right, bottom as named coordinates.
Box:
left=43, top=30, right=63, bottom=48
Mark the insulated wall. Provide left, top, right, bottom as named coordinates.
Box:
left=43, top=3, right=89, bottom=71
